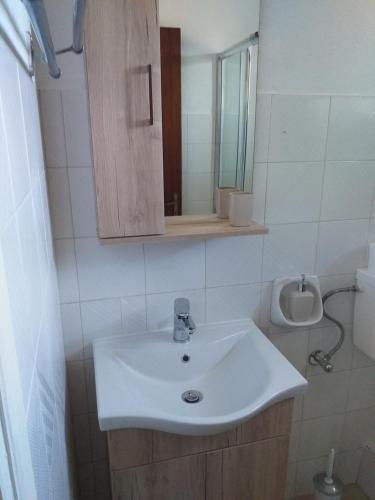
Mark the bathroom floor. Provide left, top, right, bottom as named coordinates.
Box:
left=294, top=483, right=369, bottom=500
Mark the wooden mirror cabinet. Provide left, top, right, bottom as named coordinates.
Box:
left=85, top=0, right=267, bottom=243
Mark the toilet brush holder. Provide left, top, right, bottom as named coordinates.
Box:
left=313, top=449, right=343, bottom=500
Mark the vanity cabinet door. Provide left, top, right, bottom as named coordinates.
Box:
left=221, top=436, right=289, bottom=500
left=85, top=0, right=165, bottom=238
left=112, top=454, right=206, bottom=500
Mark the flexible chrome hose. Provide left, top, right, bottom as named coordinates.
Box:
left=322, top=285, right=359, bottom=360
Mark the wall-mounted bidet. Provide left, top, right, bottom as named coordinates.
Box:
left=271, top=275, right=323, bottom=327
left=173, top=298, right=196, bottom=343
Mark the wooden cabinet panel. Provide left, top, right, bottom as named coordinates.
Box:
left=108, top=429, right=152, bottom=470
left=222, top=436, right=289, bottom=500
left=86, top=0, right=165, bottom=238
left=152, top=427, right=236, bottom=462
left=108, top=400, right=292, bottom=471
left=112, top=454, right=206, bottom=500
left=236, top=398, right=293, bottom=445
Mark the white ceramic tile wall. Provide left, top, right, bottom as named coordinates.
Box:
left=37, top=0, right=375, bottom=498
left=181, top=56, right=215, bottom=214
left=0, top=38, right=72, bottom=500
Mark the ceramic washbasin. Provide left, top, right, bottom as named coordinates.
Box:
left=93, top=319, right=307, bottom=436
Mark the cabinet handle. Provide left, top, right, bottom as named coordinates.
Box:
left=147, top=64, right=154, bottom=126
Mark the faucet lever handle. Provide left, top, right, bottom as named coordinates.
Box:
left=187, top=316, right=196, bottom=334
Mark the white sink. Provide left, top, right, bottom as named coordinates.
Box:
left=93, top=319, right=307, bottom=436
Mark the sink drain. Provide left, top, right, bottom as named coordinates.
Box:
left=181, top=390, right=203, bottom=404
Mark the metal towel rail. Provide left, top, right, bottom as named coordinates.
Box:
left=21, top=0, right=86, bottom=79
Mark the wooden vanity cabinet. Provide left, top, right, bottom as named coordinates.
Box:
left=108, top=399, right=293, bottom=500
left=85, top=0, right=165, bottom=238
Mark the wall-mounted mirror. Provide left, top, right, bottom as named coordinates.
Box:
left=159, top=0, right=260, bottom=216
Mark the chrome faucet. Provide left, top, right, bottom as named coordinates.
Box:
left=173, top=298, right=196, bottom=343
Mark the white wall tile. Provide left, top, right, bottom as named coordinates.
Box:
left=81, top=299, right=122, bottom=358
left=181, top=56, right=214, bottom=114
left=62, top=88, right=92, bottom=167
left=347, top=366, right=375, bottom=411
left=327, top=97, right=375, bottom=161
left=75, top=238, right=145, bottom=300
left=182, top=173, right=213, bottom=202
left=299, top=415, right=344, bottom=460
left=321, top=161, right=375, bottom=221
left=206, top=283, right=262, bottom=323
left=206, top=236, right=263, bottom=287
left=146, top=289, right=205, bottom=331
left=318, top=274, right=356, bottom=327
left=121, top=296, right=147, bottom=334
left=60, top=303, right=84, bottom=361
left=316, top=220, right=368, bottom=276
left=337, top=449, right=363, bottom=485
left=268, top=330, right=309, bottom=374
left=258, top=0, right=375, bottom=95
left=262, top=223, right=318, bottom=281
left=303, top=372, right=350, bottom=419
left=68, top=167, right=97, bottom=237
left=357, top=447, right=375, bottom=497
left=265, top=162, right=324, bottom=224
left=145, top=240, right=205, bottom=294
left=54, top=238, right=79, bottom=303
left=268, top=96, right=330, bottom=162
left=38, top=90, right=67, bottom=167
left=254, top=94, right=271, bottom=163
left=352, top=345, right=375, bottom=369
left=187, top=114, right=213, bottom=143
left=186, top=143, right=213, bottom=173
left=47, top=168, right=73, bottom=238
left=341, top=407, right=375, bottom=450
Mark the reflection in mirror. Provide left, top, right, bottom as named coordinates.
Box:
left=159, top=0, right=260, bottom=216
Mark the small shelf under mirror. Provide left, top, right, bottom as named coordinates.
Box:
left=100, top=215, right=267, bottom=244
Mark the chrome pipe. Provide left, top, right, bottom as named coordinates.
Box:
left=72, top=0, right=86, bottom=54
left=308, top=285, right=359, bottom=372
left=21, top=0, right=61, bottom=78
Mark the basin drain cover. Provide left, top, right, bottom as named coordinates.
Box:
left=182, top=390, right=203, bottom=404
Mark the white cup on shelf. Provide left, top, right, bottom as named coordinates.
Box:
left=216, top=187, right=240, bottom=219
left=228, top=192, right=254, bottom=227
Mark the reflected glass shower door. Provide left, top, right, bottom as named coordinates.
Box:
left=216, top=48, right=250, bottom=191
